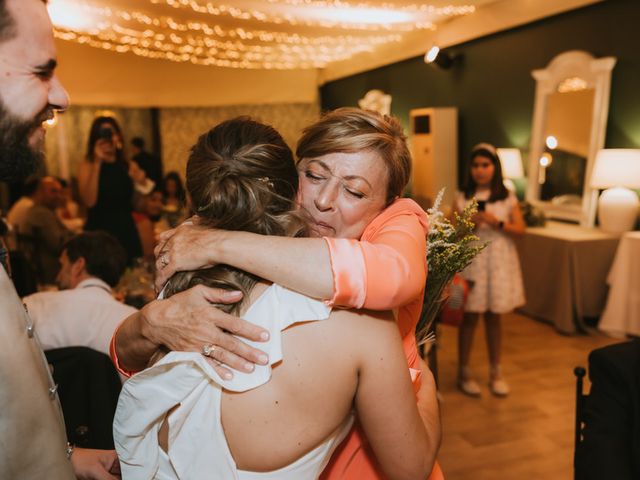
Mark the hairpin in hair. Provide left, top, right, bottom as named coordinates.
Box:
left=257, top=177, right=274, bottom=188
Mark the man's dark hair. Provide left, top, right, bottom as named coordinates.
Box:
left=131, top=137, right=145, bottom=149
left=22, top=175, right=40, bottom=196
left=0, top=0, right=48, bottom=43
left=62, top=231, right=127, bottom=287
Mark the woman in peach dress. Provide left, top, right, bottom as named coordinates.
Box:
left=113, top=108, right=443, bottom=479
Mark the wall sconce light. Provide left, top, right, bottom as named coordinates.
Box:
left=538, top=152, right=552, bottom=184
left=590, top=149, right=640, bottom=233
left=424, top=45, right=460, bottom=69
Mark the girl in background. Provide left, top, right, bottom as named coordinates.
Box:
left=454, top=143, right=526, bottom=398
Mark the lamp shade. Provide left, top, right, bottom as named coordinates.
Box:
left=497, top=148, right=524, bottom=179
left=590, top=149, right=640, bottom=188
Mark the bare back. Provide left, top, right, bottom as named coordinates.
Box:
left=222, top=302, right=428, bottom=478
left=222, top=310, right=364, bottom=471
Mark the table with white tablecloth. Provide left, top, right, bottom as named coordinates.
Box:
left=599, top=231, right=640, bottom=337
left=515, top=221, right=619, bottom=334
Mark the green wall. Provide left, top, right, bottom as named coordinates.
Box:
left=320, top=0, right=640, bottom=185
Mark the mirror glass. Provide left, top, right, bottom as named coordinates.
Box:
left=539, top=85, right=594, bottom=206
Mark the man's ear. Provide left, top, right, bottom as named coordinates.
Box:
left=71, top=256, right=86, bottom=277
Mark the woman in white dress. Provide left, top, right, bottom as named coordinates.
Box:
left=113, top=118, right=436, bottom=479
left=454, top=143, right=526, bottom=398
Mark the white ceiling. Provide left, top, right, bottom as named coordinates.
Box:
left=48, top=0, right=602, bottom=107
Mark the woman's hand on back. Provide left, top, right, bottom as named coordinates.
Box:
left=154, top=219, right=224, bottom=290
left=139, top=284, right=270, bottom=378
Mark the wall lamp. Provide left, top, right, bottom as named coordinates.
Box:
left=424, top=45, right=461, bottom=69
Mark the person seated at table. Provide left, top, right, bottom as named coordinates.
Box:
left=575, top=339, right=640, bottom=480
left=6, top=175, right=39, bottom=235
left=23, top=231, right=137, bottom=357
left=131, top=136, right=163, bottom=187
left=160, top=171, right=189, bottom=228
left=55, top=177, right=84, bottom=233
left=113, top=117, right=436, bottom=479
left=133, top=188, right=166, bottom=260
left=19, top=176, right=73, bottom=286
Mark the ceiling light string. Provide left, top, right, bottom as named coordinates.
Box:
left=149, top=0, right=473, bottom=30
left=70, top=21, right=386, bottom=55
left=164, top=0, right=475, bottom=15
left=50, top=1, right=402, bottom=46
left=53, top=26, right=380, bottom=69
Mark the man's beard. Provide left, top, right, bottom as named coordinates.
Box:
left=0, top=101, right=51, bottom=182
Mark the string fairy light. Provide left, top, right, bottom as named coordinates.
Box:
left=48, top=0, right=475, bottom=69
left=53, top=24, right=391, bottom=69
left=50, top=1, right=401, bottom=46
left=149, top=0, right=475, bottom=30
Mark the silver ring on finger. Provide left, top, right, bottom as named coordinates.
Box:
left=202, top=343, right=216, bottom=357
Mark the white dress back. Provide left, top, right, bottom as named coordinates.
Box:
left=114, top=284, right=354, bottom=479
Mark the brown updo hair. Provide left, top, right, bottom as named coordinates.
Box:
left=163, top=117, right=306, bottom=312
left=296, top=108, right=411, bottom=205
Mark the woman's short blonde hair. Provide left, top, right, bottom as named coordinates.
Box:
left=296, top=108, right=411, bottom=205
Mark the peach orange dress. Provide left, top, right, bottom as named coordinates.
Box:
left=320, top=198, right=443, bottom=480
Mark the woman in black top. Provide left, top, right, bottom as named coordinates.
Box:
left=78, top=116, right=145, bottom=263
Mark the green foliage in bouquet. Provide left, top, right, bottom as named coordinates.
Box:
left=416, top=189, right=487, bottom=347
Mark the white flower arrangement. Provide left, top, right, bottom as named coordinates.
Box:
left=416, top=188, right=487, bottom=348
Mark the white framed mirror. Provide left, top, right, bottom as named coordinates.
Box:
left=526, top=50, right=616, bottom=226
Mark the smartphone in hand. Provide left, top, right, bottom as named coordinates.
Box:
left=97, top=127, right=114, bottom=142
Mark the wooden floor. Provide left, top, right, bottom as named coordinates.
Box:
left=434, top=312, right=620, bottom=480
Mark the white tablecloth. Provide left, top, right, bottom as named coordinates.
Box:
left=599, top=231, right=640, bottom=337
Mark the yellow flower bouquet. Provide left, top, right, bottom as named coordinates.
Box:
left=417, top=189, right=487, bottom=348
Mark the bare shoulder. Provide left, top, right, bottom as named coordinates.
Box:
left=326, top=309, right=401, bottom=356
